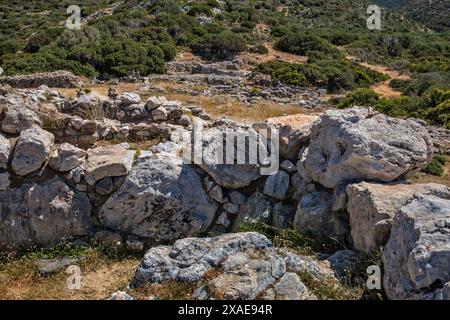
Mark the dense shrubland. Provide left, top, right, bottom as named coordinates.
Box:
left=0, top=0, right=448, bottom=126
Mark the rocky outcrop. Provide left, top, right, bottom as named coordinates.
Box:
left=0, top=177, right=93, bottom=250
left=0, top=71, right=83, bottom=88
left=11, top=127, right=54, bottom=176
left=99, top=142, right=218, bottom=242
left=131, top=232, right=329, bottom=300
left=382, top=193, right=450, bottom=300
left=347, top=182, right=450, bottom=252
left=298, top=108, right=433, bottom=188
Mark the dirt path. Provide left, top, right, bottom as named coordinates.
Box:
left=346, top=56, right=411, bottom=98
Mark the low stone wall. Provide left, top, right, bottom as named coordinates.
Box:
left=0, top=70, right=83, bottom=88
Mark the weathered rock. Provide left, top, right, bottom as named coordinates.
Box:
left=49, top=143, right=86, bottom=172
left=236, top=192, right=272, bottom=226
left=151, top=106, right=168, bottom=121
left=99, top=142, right=218, bottom=242
left=198, top=127, right=261, bottom=189
left=131, top=232, right=319, bottom=300
left=223, top=202, right=239, bottom=214
left=299, top=108, right=433, bottom=188
left=291, top=173, right=316, bottom=202
left=11, top=127, right=54, bottom=176
left=35, top=257, right=81, bottom=275
left=209, top=184, right=224, bottom=203
left=0, top=177, right=93, bottom=250
left=145, top=96, right=167, bottom=110
left=266, top=114, right=319, bottom=160
left=264, top=272, right=315, bottom=300
left=294, top=191, right=335, bottom=237
left=119, top=92, right=141, bottom=106
left=326, top=250, right=360, bottom=282
left=263, top=170, right=290, bottom=200
left=272, top=203, right=295, bottom=229
left=0, top=133, right=10, bottom=169
left=94, top=177, right=114, bottom=195
left=229, top=191, right=246, bottom=205
left=109, top=291, right=134, bottom=300
left=0, top=172, right=10, bottom=191
left=1, top=104, right=42, bottom=134
left=382, top=193, right=450, bottom=300
left=280, top=160, right=296, bottom=173
left=347, top=182, right=450, bottom=252
left=84, top=145, right=135, bottom=185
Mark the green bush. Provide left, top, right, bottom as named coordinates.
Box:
left=275, top=32, right=338, bottom=57
left=337, top=89, right=380, bottom=109
left=192, top=30, right=247, bottom=60
left=249, top=44, right=269, bottom=54
left=424, top=156, right=446, bottom=176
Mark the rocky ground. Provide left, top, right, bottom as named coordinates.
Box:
left=0, top=63, right=450, bottom=300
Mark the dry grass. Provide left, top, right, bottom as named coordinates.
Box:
left=143, top=88, right=316, bottom=124
left=408, top=156, right=450, bottom=187
left=0, top=248, right=139, bottom=300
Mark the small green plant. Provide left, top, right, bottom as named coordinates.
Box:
left=424, top=155, right=446, bottom=176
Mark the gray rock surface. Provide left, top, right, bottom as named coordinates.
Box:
left=131, top=232, right=320, bottom=300
left=382, top=193, right=450, bottom=300
left=1, top=104, right=42, bottom=134
left=299, top=108, right=433, bottom=188
left=263, top=170, right=290, bottom=200
left=11, top=127, right=54, bottom=176
left=198, top=127, right=261, bottom=189
left=99, top=142, right=218, bottom=242
left=294, top=191, right=335, bottom=237
left=0, top=133, right=10, bottom=169
left=236, top=192, right=272, bottom=226
left=0, top=177, right=93, bottom=249
left=49, top=143, right=86, bottom=172
left=84, top=145, right=135, bottom=185
left=347, top=182, right=450, bottom=252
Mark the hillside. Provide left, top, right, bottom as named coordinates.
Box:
left=375, top=0, right=450, bottom=31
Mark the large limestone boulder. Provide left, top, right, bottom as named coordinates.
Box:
left=99, top=142, right=218, bottom=242
left=131, top=232, right=319, bottom=300
left=83, top=145, right=135, bottom=185
left=298, top=108, right=433, bottom=189
left=382, top=193, right=450, bottom=300
left=347, top=182, right=450, bottom=252
left=0, top=177, right=93, bottom=250
left=0, top=133, right=10, bottom=169
left=266, top=114, right=319, bottom=160
left=11, top=127, right=54, bottom=176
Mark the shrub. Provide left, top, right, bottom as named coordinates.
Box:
left=275, top=32, right=338, bottom=57
left=192, top=31, right=247, bottom=60
left=249, top=44, right=269, bottom=54
left=424, top=156, right=446, bottom=176
left=337, top=89, right=380, bottom=109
